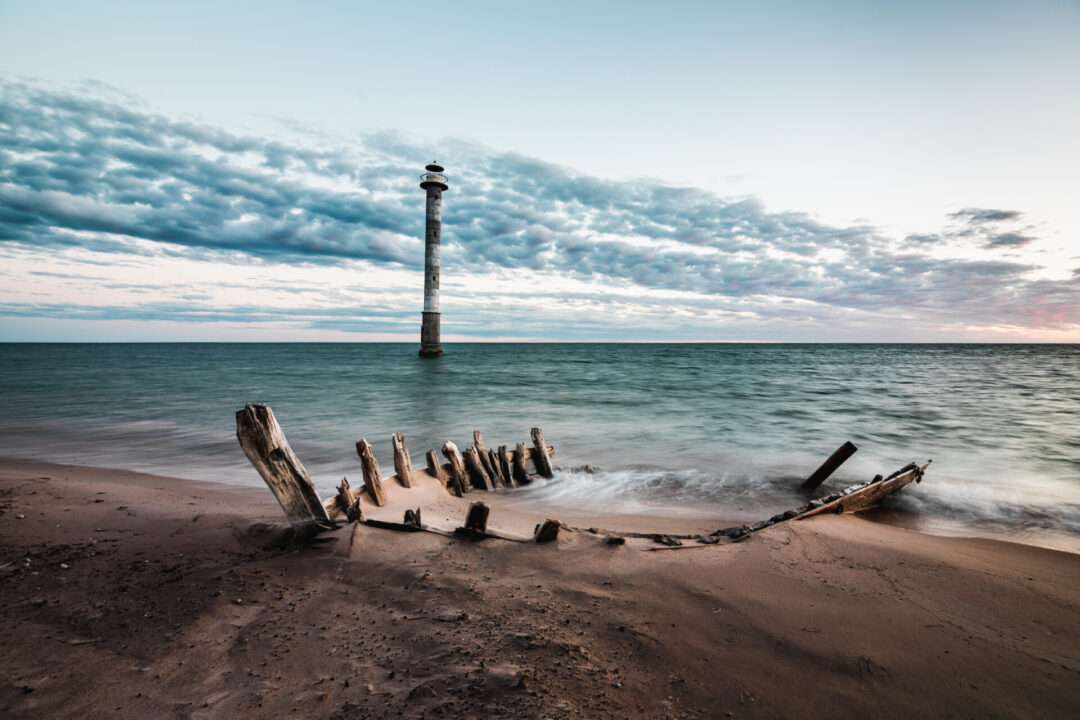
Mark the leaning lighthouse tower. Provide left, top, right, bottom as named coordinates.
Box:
left=418, top=162, right=448, bottom=357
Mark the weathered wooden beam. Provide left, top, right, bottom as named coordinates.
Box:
left=512, top=442, right=531, bottom=485
left=497, top=445, right=515, bottom=488
left=355, top=438, right=387, bottom=506
left=530, top=428, right=554, bottom=478
left=235, top=403, right=333, bottom=537
left=473, top=430, right=500, bottom=486
left=442, top=441, right=469, bottom=496
left=797, top=461, right=930, bottom=519
left=800, top=441, right=858, bottom=490
left=464, top=446, right=494, bottom=491
left=425, top=449, right=449, bottom=485
left=391, top=432, right=414, bottom=488
left=346, top=496, right=365, bottom=522
left=534, top=518, right=561, bottom=543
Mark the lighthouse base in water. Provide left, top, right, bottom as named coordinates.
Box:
left=419, top=311, right=443, bottom=357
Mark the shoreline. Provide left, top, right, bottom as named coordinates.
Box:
left=2, top=457, right=1078, bottom=718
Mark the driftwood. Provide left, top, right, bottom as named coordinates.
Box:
left=464, top=446, right=494, bottom=490
left=426, top=449, right=449, bottom=485
left=530, top=428, right=554, bottom=478
left=442, top=441, right=468, bottom=497
left=404, top=507, right=422, bottom=528
left=801, top=441, right=858, bottom=490
left=355, top=438, right=387, bottom=506
left=534, top=518, right=561, bottom=543
left=497, top=445, right=515, bottom=488
left=235, top=403, right=333, bottom=537
left=512, top=443, right=531, bottom=485
left=392, top=432, right=414, bottom=488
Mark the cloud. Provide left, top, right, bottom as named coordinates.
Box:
left=1, top=79, right=1078, bottom=337
left=949, top=208, right=1023, bottom=224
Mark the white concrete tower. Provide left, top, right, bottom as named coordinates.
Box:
left=419, top=162, right=448, bottom=357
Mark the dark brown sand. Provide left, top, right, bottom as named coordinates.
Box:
left=2, top=458, right=1078, bottom=719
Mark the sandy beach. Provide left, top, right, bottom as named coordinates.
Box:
left=2, top=457, right=1078, bottom=719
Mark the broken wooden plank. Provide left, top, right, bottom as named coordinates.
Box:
left=391, top=432, right=414, bottom=488
left=497, top=445, right=515, bottom=488
left=534, top=518, right=561, bottom=543
left=800, top=441, right=858, bottom=490
left=530, top=427, right=554, bottom=478
left=355, top=438, right=387, bottom=506
left=426, top=449, right=449, bottom=485
left=512, top=442, right=531, bottom=485
left=464, top=446, right=494, bottom=490
left=797, top=461, right=930, bottom=519
left=442, top=441, right=469, bottom=496
left=235, top=403, right=333, bottom=537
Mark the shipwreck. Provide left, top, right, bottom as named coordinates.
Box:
left=235, top=403, right=930, bottom=548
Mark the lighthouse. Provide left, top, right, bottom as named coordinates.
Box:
left=418, top=162, right=448, bottom=357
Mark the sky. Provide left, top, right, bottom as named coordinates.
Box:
left=0, top=0, right=1077, bottom=342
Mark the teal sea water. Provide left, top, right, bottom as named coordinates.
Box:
left=1, top=343, right=1077, bottom=545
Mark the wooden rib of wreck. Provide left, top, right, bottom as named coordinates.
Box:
left=236, top=403, right=930, bottom=549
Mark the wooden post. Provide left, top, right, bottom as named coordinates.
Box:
left=235, top=403, right=332, bottom=537
left=473, top=430, right=500, bottom=485
left=346, top=497, right=365, bottom=522
left=534, top=519, right=561, bottom=543
left=426, top=449, right=449, bottom=485
left=442, top=441, right=469, bottom=496
left=512, top=443, right=531, bottom=485
left=355, top=438, right=387, bottom=506
left=336, top=476, right=354, bottom=512
left=800, top=441, right=858, bottom=490
left=464, top=446, right=494, bottom=490
left=464, top=501, right=490, bottom=533
left=391, top=432, right=414, bottom=488
left=498, top=445, right=515, bottom=488
left=530, top=428, right=554, bottom=478
left=487, top=448, right=506, bottom=487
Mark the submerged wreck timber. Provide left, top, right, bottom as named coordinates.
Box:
left=235, top=402, right=931, bottom=549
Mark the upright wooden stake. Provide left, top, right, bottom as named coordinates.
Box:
left=498, top=445, right=515, bottom=488
left=487, top=448, right=506, bottom=486
left=464, top=446, right=494, bottom=490
left=464, top=501, right=490, bottom=533
left=391, top=432, right=414, bottom=488
left=534, top=519, right=561, bottom=543
left=512, top=443, right=531, bottom=485
left=800, top=441, right=858, bottom=490
left=336, top=476, right=354, bottom=512
left=530, top=427, right=554, bottom=478
left=235, top=403, right=333, bottom=537
left=355, top=438, right=387, bottom=506
left=426, top=449, right=449, bottom=485
left=442, top=441, right=469, bottom=496
left=472, top=430, right=501, bottom=486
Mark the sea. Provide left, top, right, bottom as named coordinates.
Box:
left=1, top=343, right=1077, bottom=550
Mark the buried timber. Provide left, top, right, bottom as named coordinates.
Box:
left=235, top=403, right=931, bottom=550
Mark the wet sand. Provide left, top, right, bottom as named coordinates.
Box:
left=2, top=458, right=1078, bottom=719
